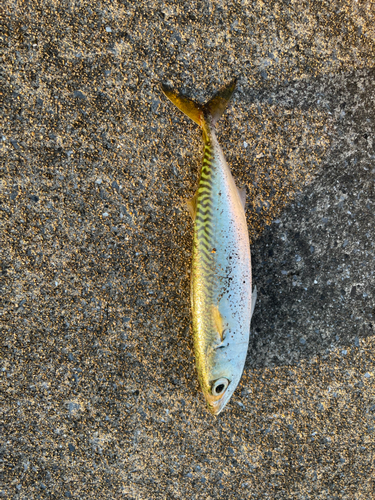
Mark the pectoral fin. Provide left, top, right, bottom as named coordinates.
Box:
left=211, top=305, right=226, bottom=341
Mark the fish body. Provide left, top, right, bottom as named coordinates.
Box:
left=161, top=80, right=256, bottom=415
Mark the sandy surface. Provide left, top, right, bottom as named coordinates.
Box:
left=1, top=1, right=375, bottom=498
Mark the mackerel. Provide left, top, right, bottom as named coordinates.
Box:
left=161, top=80, right=256, bottom=415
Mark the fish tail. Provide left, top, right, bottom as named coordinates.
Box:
left=160, top=84, right=204, bottom=126
left=160, top=79, right=237, bottom=129
left=203, top=78, right=237, bottom=126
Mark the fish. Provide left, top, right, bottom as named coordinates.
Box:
left=161, top=79, right=257, bottom=415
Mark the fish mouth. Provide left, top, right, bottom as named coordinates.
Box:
left=206, top=395, right=229, bottom=416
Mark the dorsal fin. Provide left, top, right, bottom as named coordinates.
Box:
left=186, top=192, right=198, bottom=219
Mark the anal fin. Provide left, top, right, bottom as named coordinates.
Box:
left=236, top=186, right=246, bottom=209
left=250, top=285, right=257, bottom=321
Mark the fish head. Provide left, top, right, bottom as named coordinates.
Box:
left=195, top=307, right=251, bottom=415
left=198, top=339, right=247, bottom=415
left=203, top=377, right=232, bottom=415
left=201, top=368, right=243, bottom=416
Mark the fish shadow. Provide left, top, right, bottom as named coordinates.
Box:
left=247, top=67, right=375, bottom=368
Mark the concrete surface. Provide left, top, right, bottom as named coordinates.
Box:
left=1, top=1, right=375, bottom=498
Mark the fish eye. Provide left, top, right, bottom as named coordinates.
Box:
left=212, top=378, right=229, bottom=396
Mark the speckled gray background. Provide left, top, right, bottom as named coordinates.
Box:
left=1, top=1, right=375, bottom=499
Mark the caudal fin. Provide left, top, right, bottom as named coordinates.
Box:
left=160, top=84, right=204, bottom=126
left=160, top=79, right=237, bottom=128
left=203, top=78, right=237, bottom=126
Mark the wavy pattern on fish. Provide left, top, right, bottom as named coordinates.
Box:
left=161, top=80, right=256, bottom=415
